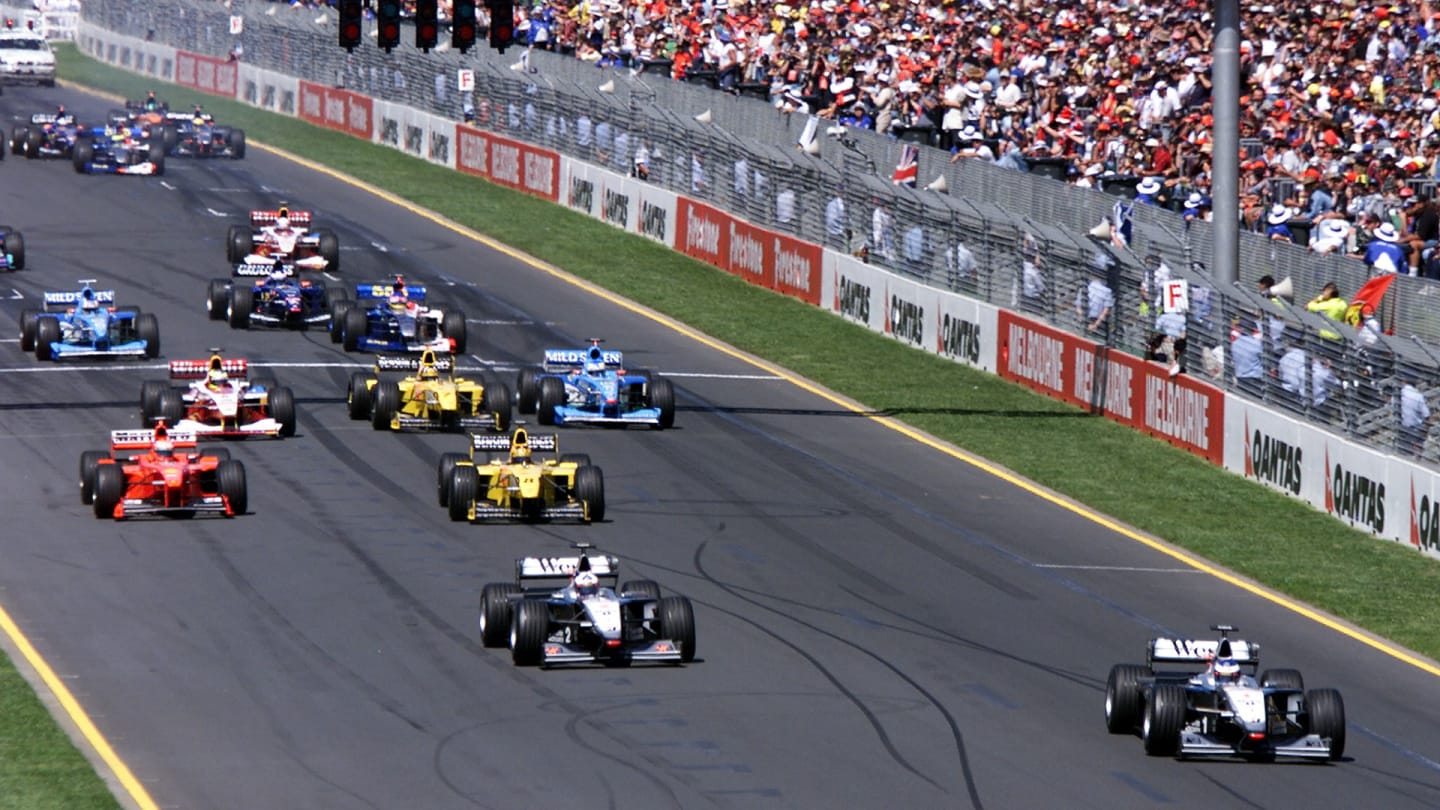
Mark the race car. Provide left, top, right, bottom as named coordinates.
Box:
left=72, top=125, right=164, bottom=175
left=78, top=422, right=247, bottom=520
left=515, top=340, right=675, bottom=429
left=438, top=426, right=604, bottom=522
left=18, top=282, right=160, bottom=361
left=0, top=224, right=23, bottom=270
left=139, top=353, right=296, bottom=439
left=225, top=207, right=339, bottom=272
left=332, top=275, right=467, bottom=354
left=1104, top=625, right=1346, bottom=761
left=164, top=108, right=246, bottom=159
left=477, top=546, right=695, bottom=667
left=12, top=110, right=83, bottom=159
left=347, top=349, right=510, bottom=432
left=209, top=268, right=344, bottom=330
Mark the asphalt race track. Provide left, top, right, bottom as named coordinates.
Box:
left=0, top=85, right=1438, bottom=809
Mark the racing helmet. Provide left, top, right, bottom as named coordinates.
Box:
left=80, top=289, right=99, bottom=311
left=1212, top=658, right=1242, bottom=684
left=208, top=367, right=229, bottom=387
left=153, top=438, right=175, bottom=458
left=510, top=442, right=532, bottom=463
left=269, top=267, right=288, bottom=283
left=584, top=347, right=606, bottom=374
left=275, top=215, right=291, bottom=231
left=574, top=571, right=599, bottom=596
left=418, top=361, right=440, bottom=381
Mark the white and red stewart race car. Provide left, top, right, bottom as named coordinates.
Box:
left=139, top=353, right=297, bottom=438
left=225, top=207, right=340, bottom=275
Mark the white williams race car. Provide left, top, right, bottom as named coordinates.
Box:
left=1105, top=625, right=1345, bottom=761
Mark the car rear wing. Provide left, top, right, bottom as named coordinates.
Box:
left=374, top=353, right=453, bottom=373
left=43, top=289, right=115, bottom=310
left=169, top=358, right=248, bottom=380
left=30, top=113, right=58, bottom=124
left=249, top=209, right=312, bottom=227
left=470, top=432, right=558, bottom=453
left=542, top=348, right=624, bottom=370
left=356, top=282, right=427, bottom=302
left=515, top=555, right=619, bottom=588
left=1148, top=638, right=1260, bottom=668
left=110, top=428, right=199, bottom=452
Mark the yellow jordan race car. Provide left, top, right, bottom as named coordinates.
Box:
left=437, top=427, right=605, bottom=523
left=347, top=350, right=512, bottom=432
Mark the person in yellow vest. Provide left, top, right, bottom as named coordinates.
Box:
left=1306, top=282, right=1347, bottom=341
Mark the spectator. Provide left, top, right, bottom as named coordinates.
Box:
left=1310, top=218, right=1353, bottom=255
left=1306, top=282, right=1347, bottom=341
left=1077, top=265, right=1114, bottom=341
left=1264, top=203, right=1294, bottom=242
left=1134, top=177, right=1163, bottom=207
left=1231, top=317, right=1265, bottom=398
left=1365, top=223, right=1408, bottom=275
left=1311, top=357, right=1341, bottom=421
left=1278, top=339, right=1307, bottom=410
left=1400, top=373, right=1433, bottom=459
left=1017, top=232, right=1046, bottom=316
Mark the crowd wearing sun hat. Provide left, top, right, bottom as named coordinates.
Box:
left=521, top=0, right=1440, bottom=268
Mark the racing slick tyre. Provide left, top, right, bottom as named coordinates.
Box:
left=478, top=583, right=521, bottom=648
left=1259, top=669, right=1305, bottom=691
left=228, top=226, right=252, bottom=263
left=538, top=376, right=566, bottom=426
left=71, top=139, right=92, bottom=172
left=33, top=316, right=60, bottom=361
left=574, top=464, right=605, bottom=522
left=442, top=310, right=467, bottom=354
left=347, top=373, right=373, bottom=421
left=342, top=307, right=367, bottom=352
left=268, top=386, right=297, bottom=437
left=510, top=600, right=550, bottom=666
left=157, top=389, right=186, bottom=425
left=78, top=451, right=109, bottom=505
left=1142, top=684, right=1186, bottom=757
left=136, top=313, right=161, bottom=359
left=657, top=596, right=697, bottom=663
left=648, top=377, right=676, bottom=430
left=24, top=128, right=41, bottom=160
left=227, top=285, right=253, bottom=330
left=93, top=464, right=125, bottom=519
left=18, top=308, right=39, bottom=351
left=1105, top=664, right=1149, bottom=734
left=206, top=278, right=230, bottom=320
left=9, top=126, right=25, bottom=155
left=1306, top=688, right=1346, bottom=760
left=559, top=453, right=592, bottom=468
left=481, top=381, right=512, bottom=431
left=217, top=460, right=247, bottom=516
left=140, top=381, right=168, bottom=422
left=317, top=229, right=340, bottom=271
left=620, top=580, right=661, bottom=600
left=447, top=466, right=479, bottom=522
left=229, top=129, right=246, bottom=159
left=515, top=366, right=542, bottom=414
left=329, top=300, right=353, bottom=344
left=371, top=381, right=401, bottom=431
left=4, top=229, right=23, bottom=269
left=436, top=453, right=467, bottom=507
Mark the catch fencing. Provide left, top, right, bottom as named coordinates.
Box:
left=83, top=0, right=1440, bottom=468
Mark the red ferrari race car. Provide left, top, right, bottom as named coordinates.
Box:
left=140, top=353, right=296, bottom=438
left=78, top=422, right=247, bottom=519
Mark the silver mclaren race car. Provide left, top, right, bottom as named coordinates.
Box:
left=1104, top=625, right=1345, bottom=761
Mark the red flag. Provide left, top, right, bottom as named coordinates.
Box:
left=1345, top=274, right=1395, bottom=326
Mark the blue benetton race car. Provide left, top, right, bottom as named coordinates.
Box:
left=515, top=340, right=675, bottom=429
left=330, top=275, right=467, bottom=354
left=18, top=282, right=160, bottom=361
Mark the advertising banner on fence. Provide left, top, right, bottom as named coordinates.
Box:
left=455, top=124, right=559, bottom=202
left=673, top=198, right=820, bottom=305
left=998, top=311, right=1222, bottom=462
left=1222, top=394, right=1440, bottom=560
left=175, top=49, right=238, bottom=99
left=558, top=158, right=677, bottom=249
left=297, top=80, right=373, bottom=141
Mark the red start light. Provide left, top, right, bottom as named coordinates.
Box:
left=342, top=23, right=361, bottom=39
left=382, top=23, right=399, bottom=39
left=421, top=24, right=436, bottom=37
